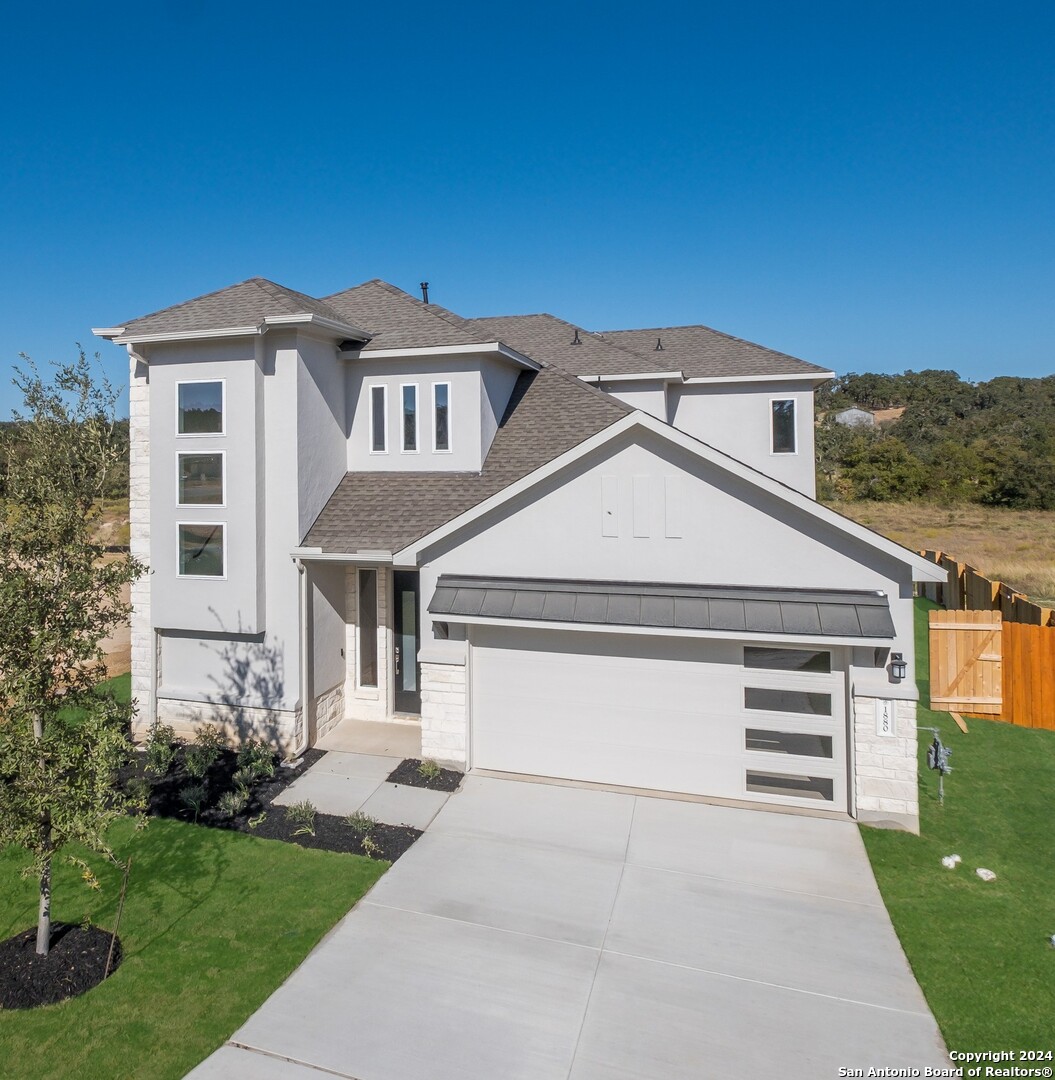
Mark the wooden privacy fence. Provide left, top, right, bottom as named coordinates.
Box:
left=929, top=609, right=1055, bottom=730
left=917, top=550, right=1055, bottom=626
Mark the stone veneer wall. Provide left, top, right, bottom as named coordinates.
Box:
left=853, top=696, right=920, bottom=832
left=420, top=662, right=467, bottom=767
left=128, top=355, right=152, bottom=742
left=344, top=566, right=390, bottom=721
left=314, top=682, right=345, bottom=742
left=156, top=698, right=302, bottom=756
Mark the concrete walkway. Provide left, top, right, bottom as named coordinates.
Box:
left=273, top=751, right=452, bottom=831
left=188, top=776, right=947, bottom=1080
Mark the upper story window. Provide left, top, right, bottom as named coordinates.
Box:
left=402, top=384, right=418, bottom=452
left=177, top=522, right=226, bottom=578
left=771, top=399, right=796, bottom=454
left=177, top=451, right=224, bottom=506
left=370, top=385, right=387, bottom=453
left=433, top=382, right=450, bottom=452
left=177, top=380, right=225, bottom=435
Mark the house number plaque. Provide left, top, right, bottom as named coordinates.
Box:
left=875, top=699, right=896, bottom=738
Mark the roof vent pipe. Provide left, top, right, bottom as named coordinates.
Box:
left=420, top=281, right=430, bottom=304
left=655, top=337, right=664, bottom=351
left=571, top=329, right=582, bottom=345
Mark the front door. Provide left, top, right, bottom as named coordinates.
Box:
left=393, top=570, right=421, bottom=715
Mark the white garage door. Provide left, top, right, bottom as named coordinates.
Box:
left=470, top=626, right=847, bottom=811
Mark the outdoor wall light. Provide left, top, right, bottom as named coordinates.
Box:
left=890, top=652, right=907, bottom=681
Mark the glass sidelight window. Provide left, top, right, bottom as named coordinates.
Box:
left=745, top=687, right=832, bottom=716
left=746, top=770, right=834, bottom=801
left=744, top=646, right=830, bottom=674
left=358, top=568, right=378, bottom=688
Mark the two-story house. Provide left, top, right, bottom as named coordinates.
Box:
left=95, top=278, right=943, bottom=831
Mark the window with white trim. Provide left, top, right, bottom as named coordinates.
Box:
left=177, top=523, right=225, bottom=577
left=433, top=382, right=450, bottom=452
left=771, top=399, right=796, bottom=454
left=177, top=380, right=225, bottom=435
left=370, top=385, right=388, bottom=453
left=401, top=384, right=418, bottom=452
left=177, top=451, right=224, bottom=506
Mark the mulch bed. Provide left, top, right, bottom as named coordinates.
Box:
left=0, top=924, right=121, bottom=1010
left=121, top=744, right=422, bottom=862
left=386, top=758, right=464, bottom=792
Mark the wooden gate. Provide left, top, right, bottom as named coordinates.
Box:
left=1003, top=622, right=1055, bottom=730
left=929, top=609, right=1003, bottom=716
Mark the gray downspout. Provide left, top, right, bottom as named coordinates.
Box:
left=293, top=558, right=313, bottom=759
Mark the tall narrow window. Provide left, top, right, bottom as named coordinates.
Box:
left=433, top=382, right=450, bottom=451
left=402, top=384, right=418, bottom=452
left=370, top=386, right=387, bottom=453
left=177, top=381, right=224, bottom=435
left=771, top=399, right=796, bottom=454
left=358, top=568, right=378, bottom=688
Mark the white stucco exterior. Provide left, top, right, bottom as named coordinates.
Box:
left=104, top=279, right=939, bottom=832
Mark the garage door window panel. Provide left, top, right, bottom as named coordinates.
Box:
left=744, top=646, right=831, bottom=674
left=745, top=728, right=834, bottom=758
left=744, top=687, right=832, bottom=716
left=746, top=771, right=834, bottom=802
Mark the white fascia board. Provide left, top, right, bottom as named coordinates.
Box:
left=681, top=372, right=835, bottom=385
left=338, top=341, right=542, bottom=371
left=578, top=371, right=685, bottom=383
left=289, top=547, right=393, bottom=563
left=97, top=313, right=370, bottom=347
left=91, top=326, right=127, bottom=340
left=395, top=408, right=945, bottom=582
left=445, top=612, right=892, bottom=647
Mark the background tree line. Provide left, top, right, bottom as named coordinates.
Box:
left=816, top=370, right=1055, bottom=508
left=0, top=417, right=129, bottom=501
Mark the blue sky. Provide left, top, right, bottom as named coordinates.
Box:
left=2, top=1, right=1053, bottom=416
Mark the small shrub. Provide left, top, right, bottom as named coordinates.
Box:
left=343, top=811, right=377, bottom=836
left=144, top=722, right=177, bottom=777
left=417, top=758, right=442, bottom=781
left=126, top=776, right=152, bottom=812
left=232, top=766, right=257, bottom=792
left=184, top=725, right=226, bottom=778
left=360, top=835, right=382, bottom=858
left=179, top=783, right=207, bottom=821
left=216, top=789, right=248, bottom=818
left=286, top=800, right=317, bottom=837
left=247, top=811, right=267, bottom=830
left=237, top=738, right=276, bottom=780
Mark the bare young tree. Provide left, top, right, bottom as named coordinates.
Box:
left=0, top=351, right=143, bottom=955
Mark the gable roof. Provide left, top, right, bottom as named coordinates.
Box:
left=303, top=365, right=631, bottom=553
left=99, top=278, right=369, bottom=342
left=597, top=325, right=831, bottom=380
left=323, top=279, right=490, bottom=352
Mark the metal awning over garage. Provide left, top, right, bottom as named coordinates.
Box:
left=429, top=575, right=895, bottom=639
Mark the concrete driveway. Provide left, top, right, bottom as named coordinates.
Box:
left=188, top=776, right=947, bottom=1079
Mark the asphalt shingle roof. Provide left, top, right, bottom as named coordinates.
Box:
left=303, top=365, right=631, bottom=553
left=323, top=280, right=489, bottom=351
left=117, top=278, right=366, bottom=338
left=597, top=325, right=831, bottom=379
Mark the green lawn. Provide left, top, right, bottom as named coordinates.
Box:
left=861, top=597, right=1055, bottom=1049
left=1, top=817, right=386, bottom=1079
